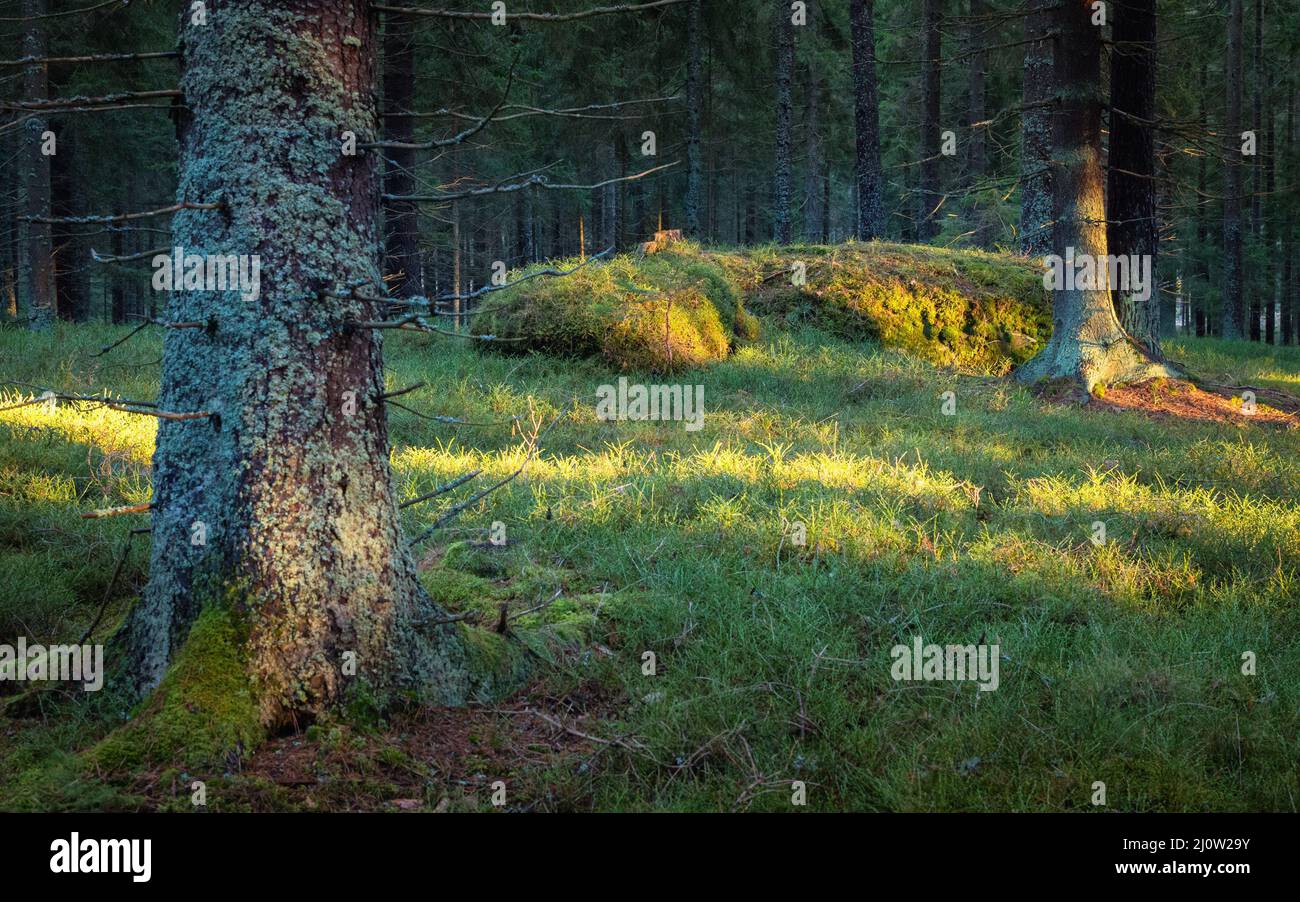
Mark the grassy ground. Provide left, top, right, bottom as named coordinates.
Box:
left=1, top=260, right=1298, bottom=812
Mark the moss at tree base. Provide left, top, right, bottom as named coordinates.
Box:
left=90, top=601, right=263, bottom=774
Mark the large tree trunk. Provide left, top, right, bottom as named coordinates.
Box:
left=772, top=0, right=794, bottom=244
left=1015, top=0, right=1177, bottom=393
left=1018, top=0, right=1053, bottom=257
left=1222, top=0, right=1245, bottom=339
left=684, top=0, right=703, bottom=238
left=849, top=0, right=884, bottom=240
left=382, top=10, right=422, bottom=298
left=1107, top=0, right=1163, bottom=352
left=918, top=0, right=942, bottom=241
left=20, top=0, right=55, bottom=330
left=122, top=0, right=480, bottom=729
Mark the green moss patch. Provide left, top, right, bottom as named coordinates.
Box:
left=717, top=242, right=1051, bottom=373
left=476, top=241, right=1049, bottom=375
left=88, top=601, right=263, bottom=774
left=476, top=245, right=745, bottom=372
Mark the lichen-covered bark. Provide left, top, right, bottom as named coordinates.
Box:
left=1018, top=0, right=1053, bottom=258
left=20, top=0, right=54, bottom=331
left=1015, top=0, right=1177, bottom=393
left=772, top=0, right=794, bottom=245
left=1107, top=0, right=1163, bottom=351
left=850, top=0, right=884, bottom=240
left=123, top=0, right=474, bottom=729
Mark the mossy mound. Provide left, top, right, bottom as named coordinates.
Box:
left=88, top=602, right=263, bottom=774
left=475, top=244, right=752, bottom=373
left=475, top=241, right=1049, bottom=375
left=714, top=242, right=1051, bottom=373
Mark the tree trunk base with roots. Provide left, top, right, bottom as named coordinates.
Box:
left=1017, top=0, right=1181, bottom=397
left=96, top=1, right=533, bottom=772
left=1015, top=327, right=1181, bottom=395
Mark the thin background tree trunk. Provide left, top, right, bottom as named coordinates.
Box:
left=1018, top=0, right=1053, bottom=257
left=1107, top=0, right=1164, bottom=352
left=382, top=10, right=422, bottom=299
left=850, top=0, right=884, bottom=240
left=772, top=0, right=794, bottom=244
left=20, top=0, right=55, bottom=330
left=684, top=0, right=703, bottom=238
left=1222, top=0, right=1245, bottom=339
left=918, top=0, right=942, bottom=241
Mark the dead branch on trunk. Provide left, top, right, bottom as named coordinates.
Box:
left=91, top=245, right=171, bottom=264
left=399, top=470, right=482, bottom=509
left=77, top=527, right=144, bottom=644
left=91, top=318, right=214, bottom=358
left=409, top=412, right=560, bottom=546
left=1, top=89, right=181, bottom=112
left=20, top=201, right=219, bottom=225
left=0, top=50, right=177, bottom=67
left=429, top=247, right=613, bottom=313
left=81, top=502, right=151, bottom=519
left=0, top=386, right=214, bottom=421
left=0, top=0, right=126, bottom=22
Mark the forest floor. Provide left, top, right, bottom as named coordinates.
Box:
left=1, top=312, right=1298, bottom=812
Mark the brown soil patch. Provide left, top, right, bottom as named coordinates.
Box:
left=1036, top=377, right=1299, bottom=427
left=237, top=680, right=625, bottom=812
left=1097, top=379, right=1299, bottom=427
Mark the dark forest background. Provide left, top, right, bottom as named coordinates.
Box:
left=2, top=0, right=1297, bottom=342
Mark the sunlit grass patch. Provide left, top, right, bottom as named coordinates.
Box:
left=1, top=316, right=1298, bottom=812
